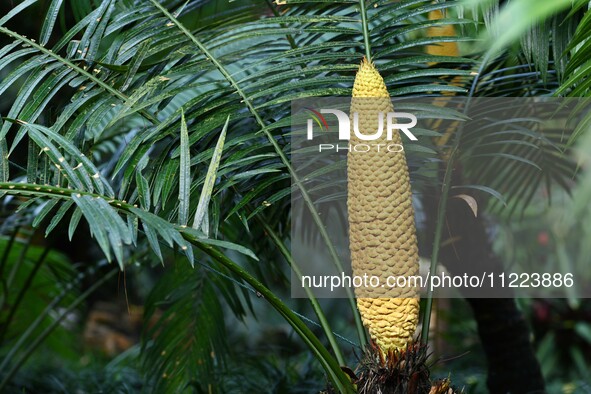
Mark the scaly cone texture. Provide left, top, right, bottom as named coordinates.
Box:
left=348, top=59, right=420, bottom=353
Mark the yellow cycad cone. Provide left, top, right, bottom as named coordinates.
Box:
left=426, top=9, right=459, bottom=58
left=425, top=8, right=463, bottom=149
left=348, top=59, right=420, bottom=353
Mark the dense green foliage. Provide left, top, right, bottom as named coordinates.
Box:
left=1, top=0, right=591, bottom=392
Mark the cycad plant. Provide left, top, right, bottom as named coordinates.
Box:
left=0, top=0, right=589, bottom=392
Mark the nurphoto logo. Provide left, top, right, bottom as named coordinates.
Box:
left=305, top=108, right=418, bottom=152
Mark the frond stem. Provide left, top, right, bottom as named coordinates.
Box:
left=0, top=27, right=158, bottom=132
left=256, top=218, right=347, bottom=365
left=197, top=243, right=355, bottom=393
left=421, top=52, right=492, bottom=344
left=359, top=0, right=372, bottom=61
left=149, top=0, right=367, bottom=345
